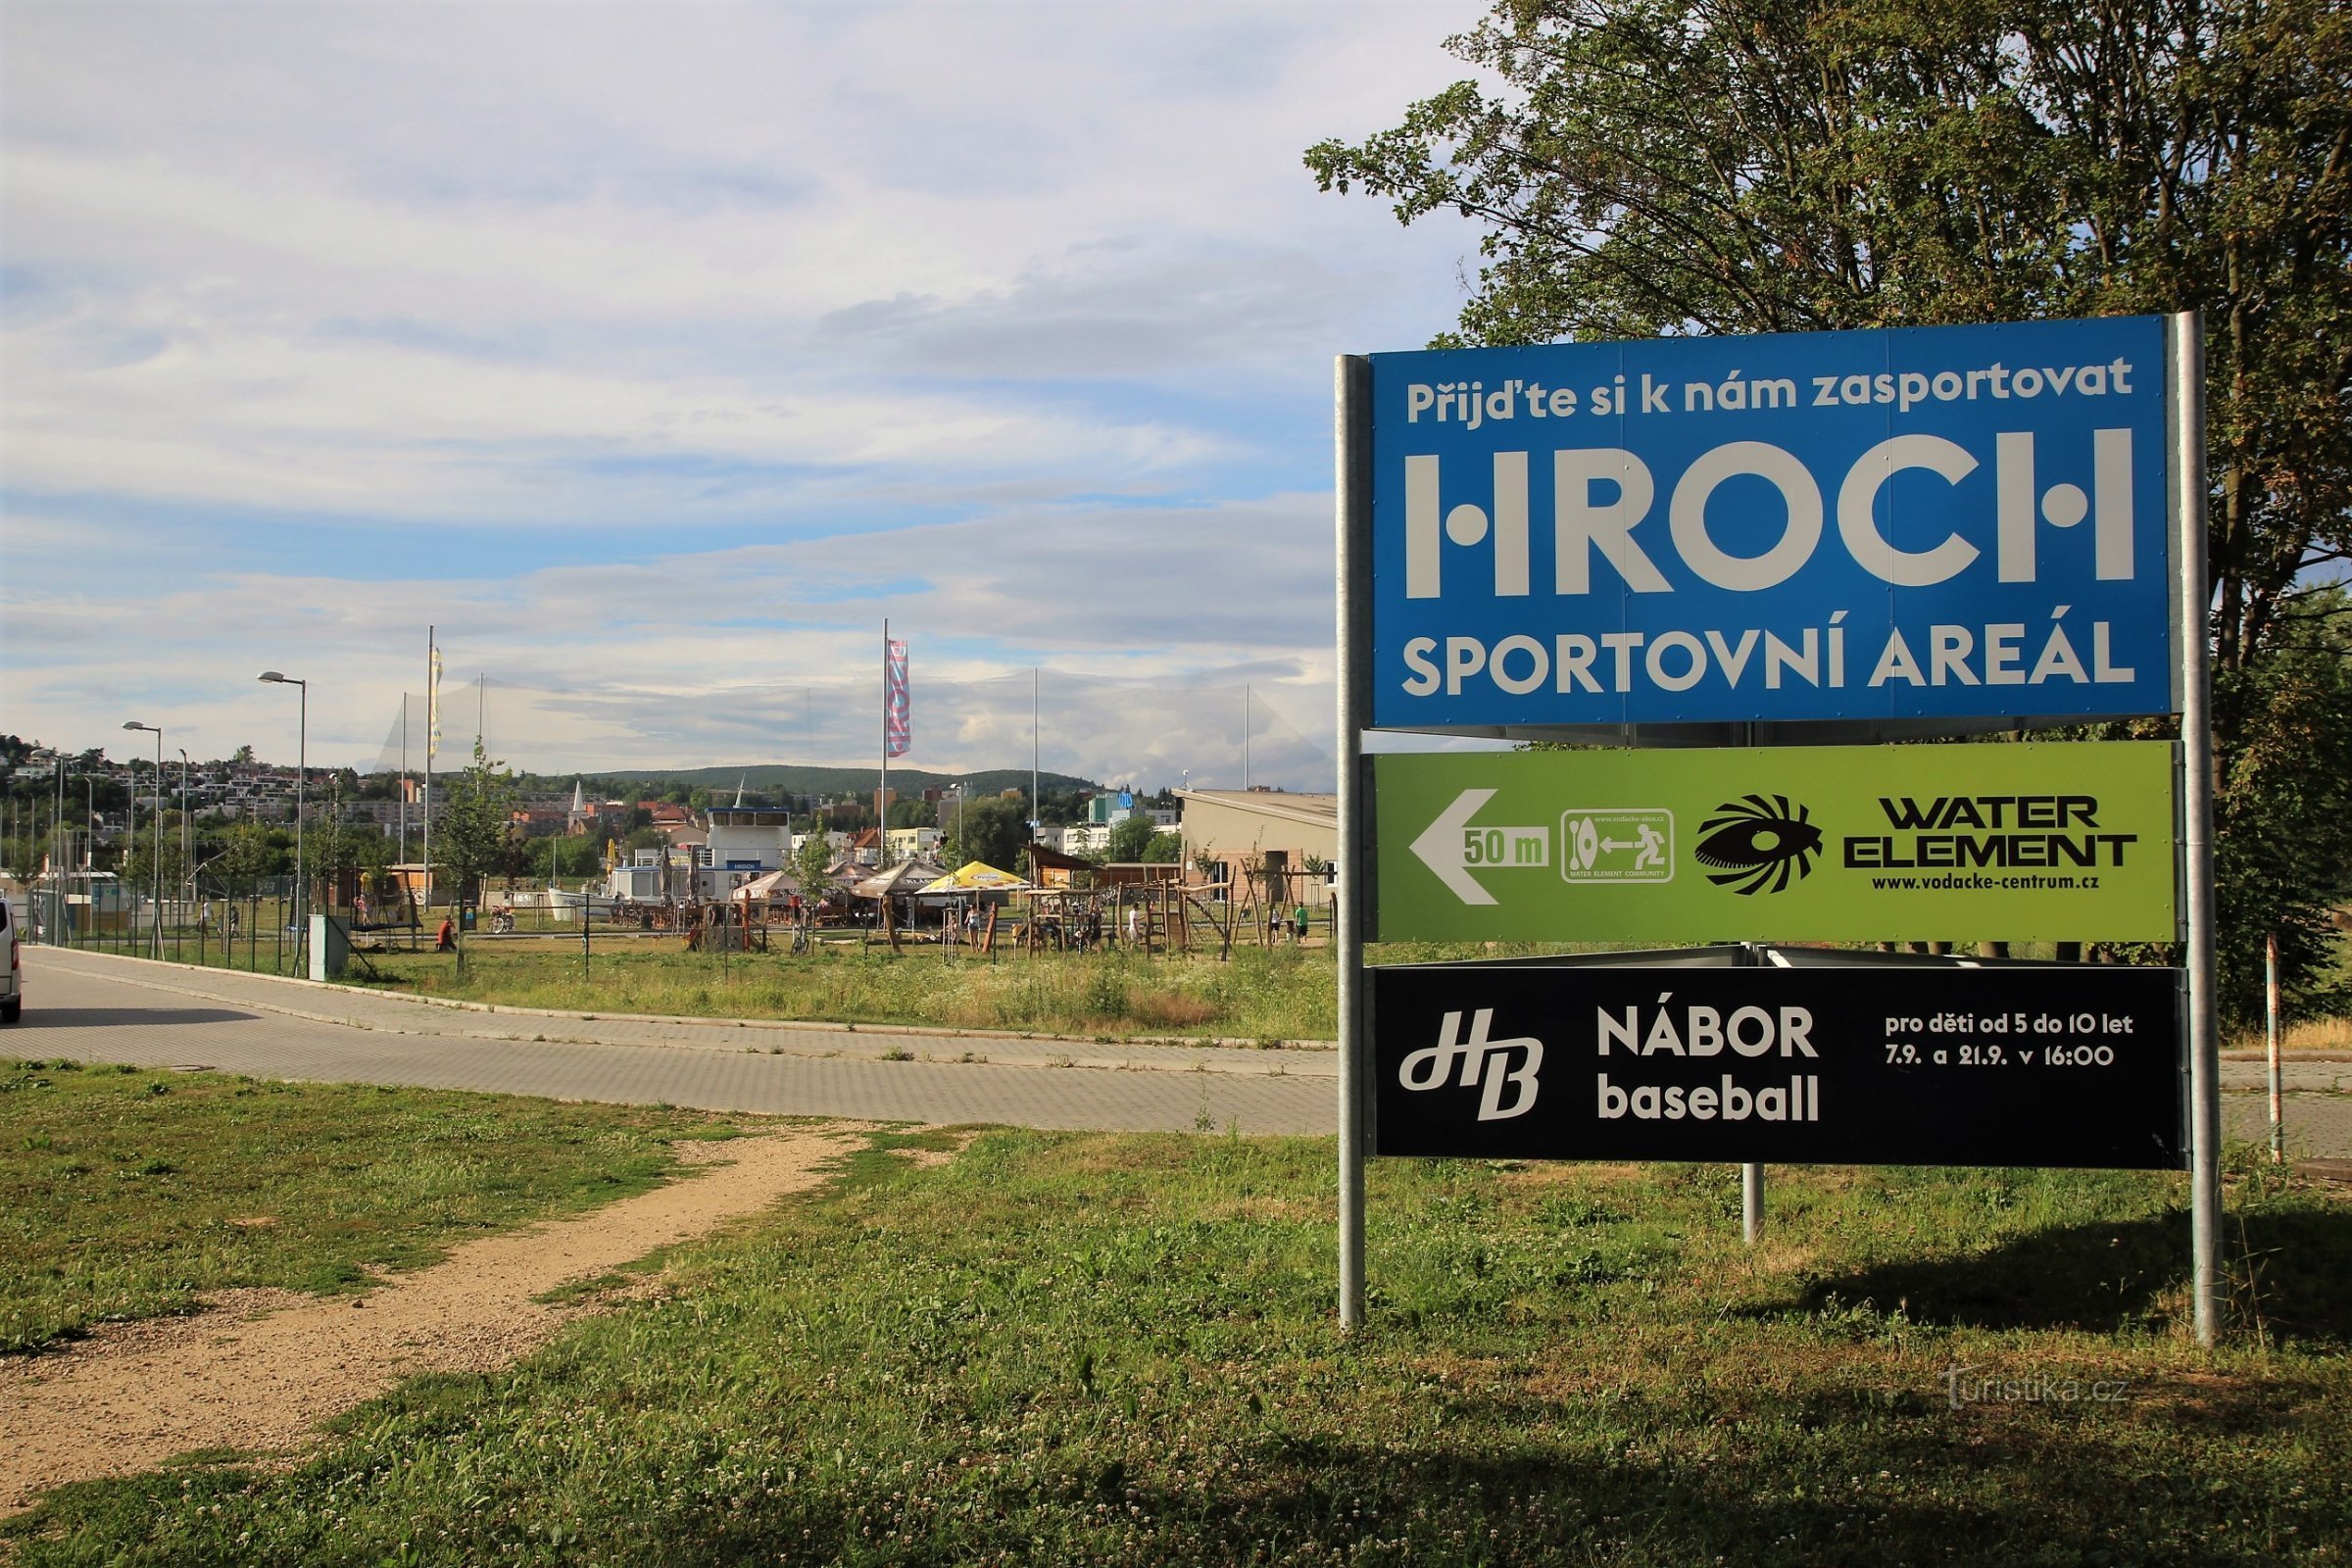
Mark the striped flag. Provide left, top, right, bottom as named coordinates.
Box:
left=885, top=638, right=910, bottom=759
left=427, top=641, right=443, bottom=761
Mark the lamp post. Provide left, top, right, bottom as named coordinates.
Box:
left=177, top=748, right=191, bottom=910
left=52, top=755, right=63, bottom=946
left=77, top=774, right=96, bottom=948
left=258, top=672, right=308, bottom=943
left=122, top=721, right=164, bottom=957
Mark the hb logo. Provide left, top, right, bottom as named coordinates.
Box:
left=1398, top=1008, right=1544, bottom=1120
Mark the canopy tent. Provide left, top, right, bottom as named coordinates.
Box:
left=850, top=858, right=951, bottom=901
left=728, top=868, right=802, bottom=902
left=918, top=861, right=1032, bottom=895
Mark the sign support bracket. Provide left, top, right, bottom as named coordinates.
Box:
left=1739, top=727, right=1764, bottom=1248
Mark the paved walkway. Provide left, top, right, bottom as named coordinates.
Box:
left=12, top=949, right=2346, bottom=1155
left=12, top=950, right=1334, bottom=1135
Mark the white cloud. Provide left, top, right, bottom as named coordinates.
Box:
left=3, top=0, right=1492, bottom=774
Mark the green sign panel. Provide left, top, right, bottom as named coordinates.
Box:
left=1372, top=742, right=2177, bottom=944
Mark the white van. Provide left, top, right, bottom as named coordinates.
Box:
left=0, top=897, right=21, bottom=1023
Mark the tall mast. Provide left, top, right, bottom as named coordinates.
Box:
left=422, top=626, right=435, bottom=911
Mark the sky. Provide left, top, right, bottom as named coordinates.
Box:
left=1, top=0, right=1496, bottom=790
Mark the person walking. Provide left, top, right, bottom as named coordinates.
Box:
left=1294, top=902, right=1310, bottom=945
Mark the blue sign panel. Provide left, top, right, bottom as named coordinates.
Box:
left=1368, top=317, right=2175, bottom=730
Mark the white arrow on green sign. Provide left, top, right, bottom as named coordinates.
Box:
left=1406, top=788, right=1554, bottom=904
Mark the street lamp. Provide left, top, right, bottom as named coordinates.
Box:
left=176, top=748, right=191, bottom=909
left=258, top=672, right=308, bottom=941
left=122, top=721, right=164, bottom=957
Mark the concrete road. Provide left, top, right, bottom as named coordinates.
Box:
left=10, top=950, right=1333, bottom=1135
left=10, top=948, right=2346, bottom=1156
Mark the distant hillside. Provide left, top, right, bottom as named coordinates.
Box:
left=521, top=763, right=1101, bottom=799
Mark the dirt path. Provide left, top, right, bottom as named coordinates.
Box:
left=0, top=1126, right=865, bottom=1515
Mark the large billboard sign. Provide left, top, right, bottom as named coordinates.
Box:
left=1370, top=963, right=2183, bottom=1169
left=1370, top=741, right=2177, bottom=944
left=1369, top=316, right=2175, bottom=730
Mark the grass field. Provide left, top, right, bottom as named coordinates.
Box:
left=351, top=940, right=1353, bottom=1043
left=34, top=901, right=2352, bottom=1051
left=7, top=1085, right=2350, bottom=1564
left=0, top=1057, right=757, bottom=1355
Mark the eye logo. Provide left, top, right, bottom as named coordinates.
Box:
left=1695, top=795, right=1822, bottom=895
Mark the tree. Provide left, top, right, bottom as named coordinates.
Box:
left=3, top=830, right=48, bottom=887
left=434, top=741, right=517, bottom=914
left=119, top=817, right=191, bottom=897
left=547, top=836, right=603, bottom=880
left=1309, top=0, right=2348, bottom=662
left=2211, top=591, right=2352, bottom=1021
left=1141, top=830, right=1184, bottom=865
left=230, top=744, right=255, bottom=765
left=946, top=795, right=1030, bottom=873
left=1105, top=812, right=1163, bottom=863
left=795, top=828, right=835, bottom=895
left=215, top=823, right=288, bottom=896
left=1308, top=0, right=2352, bottom=1014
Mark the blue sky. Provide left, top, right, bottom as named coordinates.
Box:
left=2, top=0, right=1492, bottom=788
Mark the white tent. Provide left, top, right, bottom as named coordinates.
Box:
left=728, top=868, right=801, bottom=902
left=850, top=858, right=951, bottom=901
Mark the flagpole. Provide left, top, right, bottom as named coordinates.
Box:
left=1031, top=666, right=1040, bottom=845
left=423, top=626, right=435, bottom=920
left=879, top=618, right=890, bottom=863
left=399, top=694, right=409, bottom=864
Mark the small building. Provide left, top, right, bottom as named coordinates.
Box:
left=1175, top=788, right=1338, bottom=907
left=886, top=825, right=944, bottom=860
left=1024, top=842, right=1097, bottom=889
left=1058, top=821, right=1112, bottom=856
left=386, top=862, right=438, bottom=906
left=706, top=807, right=794, bottom=875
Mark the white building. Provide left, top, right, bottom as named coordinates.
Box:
left=705, top=808, right=794, bottom=875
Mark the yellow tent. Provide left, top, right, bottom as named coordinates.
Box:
left=918, top=861, right=1031, bottom=894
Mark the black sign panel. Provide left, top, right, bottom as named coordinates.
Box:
left=1370, top=964, right=2183, bottom=1169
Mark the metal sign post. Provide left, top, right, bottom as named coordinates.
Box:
left=1337, top=355, right=1373, bottom=1329
left=2170, top=311, right=2222, bottom=1347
